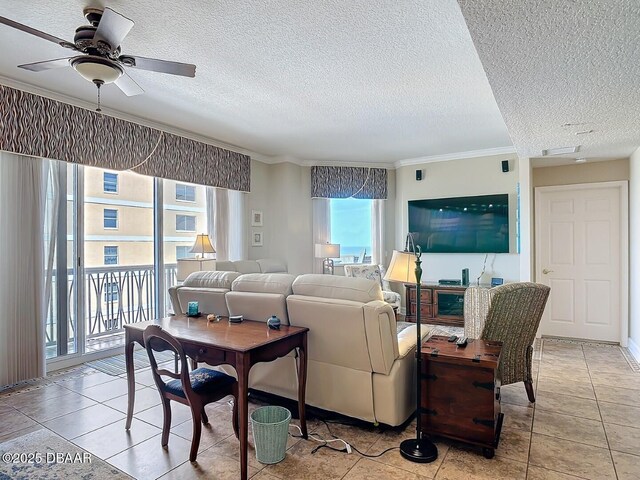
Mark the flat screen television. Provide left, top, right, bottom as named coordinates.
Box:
left=408, top=194, right=509, bottom=253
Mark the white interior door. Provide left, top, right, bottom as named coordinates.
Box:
left=535, top=182, right=627, bottom=343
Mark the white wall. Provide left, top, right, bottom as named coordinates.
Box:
left=246, top=160, right=397, bottom=275
left=395, top=154, right=520, bottom=284
left=629, top=148, right=640, bottom=360
left=245, top=161, right=313, bottom=274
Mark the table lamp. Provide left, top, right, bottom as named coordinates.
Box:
left=383, top=234, right=438, bottom=463
left=189, top=233, right=215, bottom=259
left=314, top=243, right=340, bottom=275
left=176, top=234, right=217, bottom=282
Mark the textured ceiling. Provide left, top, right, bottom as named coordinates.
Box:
left=0, top=0, right=513, bottom=164
left=458, top=0, right=640, bottom=164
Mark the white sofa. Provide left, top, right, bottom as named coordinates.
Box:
left=174, top=271, right=426, bottom=426
left=168, top=259, right=287, bottom=315
left=286, top=274, right=421, bottom=426
left=168, top=270, right=241, bottom=317
left=225, top=273, right=300, bottom=400
left=214, top=258, right=287, bottom=274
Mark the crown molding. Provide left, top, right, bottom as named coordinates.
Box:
left=251, top=153, right=396, bottom=169
left=253, top=147, right=518, bottom=170
left=394, top=146, right=517, bottom=168
left=0, top=75, right=262, bottom=159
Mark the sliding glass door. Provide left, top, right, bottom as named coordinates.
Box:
left=45, top=166, right=219, bottom=364
left=83, top=166, right=156, bottom=353
left=44, top=162, right=78, bottom=359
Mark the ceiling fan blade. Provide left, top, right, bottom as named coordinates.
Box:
left=94, top=7, right=134, bottom=51
left=114, top=71, right=144, bottom=96
left=18, top=57, right=72, bottom=72
left=0, top=16, right=73, bottom=48
left=119, top=55, right=196, bottom=77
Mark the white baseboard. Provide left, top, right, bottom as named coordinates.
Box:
left=628, top=337, right=640, bottom=363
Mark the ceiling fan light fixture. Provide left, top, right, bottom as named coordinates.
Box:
left=71, top=56, right=123, bottom=84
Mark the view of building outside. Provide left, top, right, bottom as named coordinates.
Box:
left=84, top=167, right=154, bottom=267
left=45, top=165, right=213, bottom=358
left=80, top=167, right=207, bottom=351
left=163, top=179, right=208, bottom=265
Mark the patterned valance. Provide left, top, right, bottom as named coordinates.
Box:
left=311, top=166, right=387, bottom=199
left=0, top=85, right=250, bottom=191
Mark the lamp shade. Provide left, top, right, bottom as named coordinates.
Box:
left=315, top=243, right=340, bottom=258
left=383, top=250, right=416, bottom=284
left=189, top=234, right=216, bottom=255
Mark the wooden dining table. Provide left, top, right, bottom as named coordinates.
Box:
left=123, top=315, right=309, bottom=480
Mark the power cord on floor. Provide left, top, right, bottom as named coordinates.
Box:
left=289, top=420, right=399, bottom=458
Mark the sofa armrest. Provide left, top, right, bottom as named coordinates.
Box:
left=396, top=323, right=432, bottom=359
left=397, top=325, right=418, bottom=358
left=363, top=300, right=398, bottom=375
left=168, top=286, right=181, bottom=315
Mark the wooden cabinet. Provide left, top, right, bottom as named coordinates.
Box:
left=405, top=284, right=466, bottom=327
left=421, top=335, right=503, bottom=458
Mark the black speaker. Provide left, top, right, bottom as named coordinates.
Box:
left=416, top=169, right=423, bottom=181
left=462, top=268, right=469, bottom=286
left=501, top=160, right=509, bottom=173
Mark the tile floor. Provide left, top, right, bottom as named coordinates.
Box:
left=0, top=338, right=639, bottom=479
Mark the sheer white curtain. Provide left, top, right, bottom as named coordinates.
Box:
left=213, top=188, right=230, bottom=261
left=0, top=152, right=49, bottom=385
left=206, top=187, right=246, bottom=262
left=371, top=199, right=385, bottom=266
left=312, top=198, right=331, bottom=273
left=227, top=189, right=247, bottom=261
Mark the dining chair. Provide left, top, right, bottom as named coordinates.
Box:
left=464, top=282, right=550, bottom=403
left=143, top=324, right=239, bottom=462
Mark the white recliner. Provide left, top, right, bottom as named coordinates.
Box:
left=223, top=273, right=299, bottom=398
left=285, top=274, right=424, bottom=426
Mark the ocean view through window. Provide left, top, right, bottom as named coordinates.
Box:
left=329, top=198, right=372, bottom=264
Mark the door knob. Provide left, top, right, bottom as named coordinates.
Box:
left=542, top=268, right=554, bottom=274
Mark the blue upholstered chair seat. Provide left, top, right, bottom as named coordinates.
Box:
left=165, top=368, right=235, bottom=398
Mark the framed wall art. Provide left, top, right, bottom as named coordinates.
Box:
left=251, top=210, right=263, bottom=226
left=252, top=230, right=263, bottom=246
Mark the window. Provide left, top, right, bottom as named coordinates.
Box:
left=104, top=282, right=119, bottom=302
left=176, top=183, right=196, bottom=202
left=103, top=172, right=118, bottom=193
left=176, top=245, right=194, bottom=259
left=103, top=208, right=118, bottom=229
left=329, top=198, right=373, bottom=264
left=104, top=246, right=119, bottom=265
left=176, top=214, right=196, bottom=232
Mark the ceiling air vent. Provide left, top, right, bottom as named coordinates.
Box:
left=541, top=146, right=580, bottom=156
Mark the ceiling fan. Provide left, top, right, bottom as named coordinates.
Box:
left=0, top=7, right=196, bottom=110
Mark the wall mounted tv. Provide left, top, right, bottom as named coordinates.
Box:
left=408, top=194, right=509, bottom=253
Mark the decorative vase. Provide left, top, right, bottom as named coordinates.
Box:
left=267, top=315, right=281, bottom=330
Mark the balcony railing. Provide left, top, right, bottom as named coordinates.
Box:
left=45, top=263, right=177, bottom=348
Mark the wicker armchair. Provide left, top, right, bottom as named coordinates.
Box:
left=464, top=282, right=550, bottom=403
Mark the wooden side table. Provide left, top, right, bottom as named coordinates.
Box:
left=421, top=335, right=503, bottom=458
